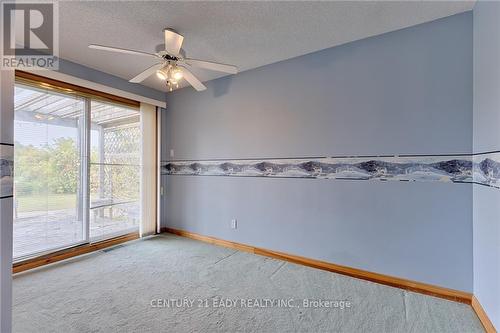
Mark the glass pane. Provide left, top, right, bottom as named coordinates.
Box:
left=90, top=100, right=140, bottom=240
left=13, top=84, right=85, bottom=258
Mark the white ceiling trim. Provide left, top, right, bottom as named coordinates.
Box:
left=23, top=69, right=166, bottom=108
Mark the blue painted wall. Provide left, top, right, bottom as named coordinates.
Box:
left=161, top=12, right=474, bottom=291
left=473, top=0, right=500, bottom=328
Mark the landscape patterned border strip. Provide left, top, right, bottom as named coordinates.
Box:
left=161, top=152, right=500, bottom=189
left=472, top=152, right=500, bottom=188
left=0, top=144, right=13, bottom=198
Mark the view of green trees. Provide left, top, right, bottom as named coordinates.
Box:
left=14, top=137, right=106, bottom=199
left=14, top=132, right=140, bottom=213
left=14, top=138, right=80, bottom=196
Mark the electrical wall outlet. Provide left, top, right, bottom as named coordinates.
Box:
left=170, top=149, right=174, bottom=158
left=160, top=186, right=164, bottom=196
left=230, top=219, right=237, bottom=229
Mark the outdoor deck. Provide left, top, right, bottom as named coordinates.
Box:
left=13, top=206, right=139, bottom=259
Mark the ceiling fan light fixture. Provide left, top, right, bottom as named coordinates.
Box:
left=156, top=64, right=182, bottom=83
left=171, top=68, right=183, bottom=81
left=156, top=68, right=168, bottom=80
left=89, top=28, right=236, bottom=92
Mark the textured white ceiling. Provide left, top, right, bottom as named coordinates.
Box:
left=59, top=1, right=475, bottom=92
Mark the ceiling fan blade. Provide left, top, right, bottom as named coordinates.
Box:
left=89, top=44, right=159, bottom=58
left=129, top=63, right=164, bottom=83
left=180, top=67, right=206, bottom=91
left=183, top=58, right=238, bottom=74
left=178, top=48, right=186, bottom=59
left=164, top=29, right=184, bottom=56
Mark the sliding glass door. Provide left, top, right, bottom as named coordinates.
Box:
left=13, top=82, right=141, bottom=260
left=13, top=84, right=86, bottom=258
left=89, top=100, right=141, bottom=240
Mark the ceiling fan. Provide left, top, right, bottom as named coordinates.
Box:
left=88, top=28, right=238, bottom=92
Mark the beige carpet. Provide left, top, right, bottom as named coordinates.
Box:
left=13, top=234, right=483, bottom=332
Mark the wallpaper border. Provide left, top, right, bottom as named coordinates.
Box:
left=161, top=152, right=500, bottom=188
left=0, top=143, right=14, bottom=198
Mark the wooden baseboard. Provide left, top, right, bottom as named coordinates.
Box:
left=13, top=233, right=139, bottom=274
left=472, top=296, right=497, bottom=333
left=162, top=227, right=472, bottom=304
